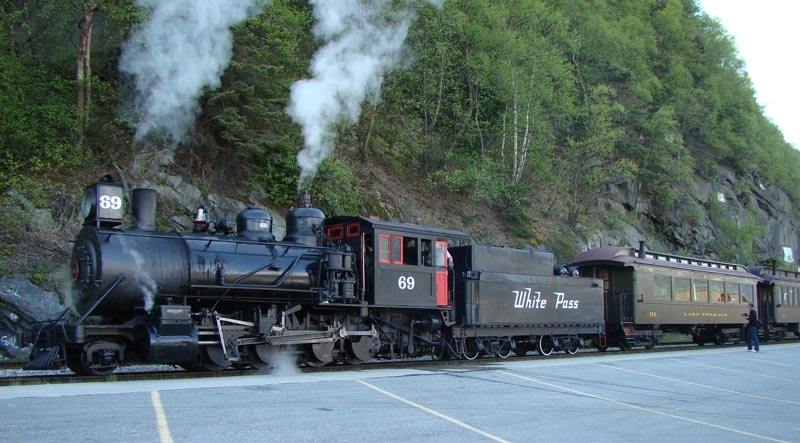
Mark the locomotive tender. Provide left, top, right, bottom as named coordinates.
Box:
left=24, top=179, right=604, bottom=375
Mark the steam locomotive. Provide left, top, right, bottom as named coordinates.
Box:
left=25, top=180, right=796, bottom=375
left=24, top=179, right=605, bottom=375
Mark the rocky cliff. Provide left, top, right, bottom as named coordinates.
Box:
left=598, top=166, right=798, bottom=264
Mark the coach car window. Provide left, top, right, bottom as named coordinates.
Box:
left=726, top=283, right=740, bottom=303
left=674, top=277, right=690, bottom=301
left=710, top=280, right=724, bottom=303
left=693, top=279, right=709, bottom=303
left=740, top=284, right=753, bottom=304
left=654, top=275, right=671, bottom=300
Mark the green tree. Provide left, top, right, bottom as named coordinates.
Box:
left=199, top=0, right=313, bottom=205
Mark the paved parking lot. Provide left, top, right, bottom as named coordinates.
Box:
left=2, top=343, right=799, bottom=443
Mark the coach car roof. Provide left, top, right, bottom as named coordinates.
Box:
left=570, top=246, right=759, bottom=279
left=748, top=266, right=800, bottom=285
left=325, top=215, right=473, bottom=241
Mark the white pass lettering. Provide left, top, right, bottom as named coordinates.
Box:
left=513, top=288, right=546, bottom=309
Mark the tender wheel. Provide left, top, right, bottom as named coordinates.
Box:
left=496, top=339, right=514, bottom=359
left=565, top=339, right=579, bottom=355
left=513, top=344, right=528, bottom=357
left=618, top=339, right=632, bottom=351
left=537, top=335, right=554, bottom=357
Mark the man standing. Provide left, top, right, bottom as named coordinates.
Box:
left=745, top=302, right=760, bottom=352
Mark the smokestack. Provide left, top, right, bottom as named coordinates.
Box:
left=638, top=241, right=646, bottom=258
left=131, top=188, right=157, bottom=231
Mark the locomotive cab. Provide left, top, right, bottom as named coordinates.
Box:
left=324, top=216, right=470, bottom=308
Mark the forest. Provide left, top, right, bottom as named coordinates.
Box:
left=2, top=0, right=799, bottom=286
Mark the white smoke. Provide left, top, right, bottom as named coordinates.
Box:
left=287, top=0, right=444, bottom=191
left=120, top=0, right=269, bottom=145
left=262, top=347, right=301, bottom=376
left=119, top=237, right=159, bottom=313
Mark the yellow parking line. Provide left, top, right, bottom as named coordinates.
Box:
left=150, top=391, right=174, bottom=443
left=357, top=380, right=510, bottom=443
left=498, top=371, right=789, bottom=443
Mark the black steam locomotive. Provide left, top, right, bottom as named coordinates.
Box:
left=24, top=180, right=605, bottom=375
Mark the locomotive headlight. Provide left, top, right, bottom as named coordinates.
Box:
left=80, top=186, right=97, bottom=218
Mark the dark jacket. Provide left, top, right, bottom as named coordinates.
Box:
left=747, top=308, right=759, bottom=328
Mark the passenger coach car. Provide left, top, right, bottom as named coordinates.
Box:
left=748, top=265, right=800, bottom=340
left=570, top=242, right=760, bottom=349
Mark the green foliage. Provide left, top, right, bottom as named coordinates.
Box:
left=200, top=0, right=313, bottom=197
left=706, top=200, right=765, bottom=263
left=426, top=152, right=509, bottom=206
left=2, top=0, right=800, bottom=280
left=307, top=156, right=362, bottom=216
left=0, top=54, right=84, bottom=199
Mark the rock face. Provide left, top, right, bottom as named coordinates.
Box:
left=142, top=172, right=288, bottom=240
left=600, top=166, right=798, bottom=263
left=0, top=275, right=65, bottom=359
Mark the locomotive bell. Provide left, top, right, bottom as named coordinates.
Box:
left=236, top=205, right=275, bottom=242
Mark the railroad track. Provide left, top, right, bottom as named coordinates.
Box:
left=0, top=360, right=25, bottom=370
left=2, top=340, right=764, bottom=387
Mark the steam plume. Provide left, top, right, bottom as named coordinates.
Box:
left=287, top=0, right=444, bottom=191
left=120, top=237, right=158, bottom=312
left=120, top=0, right=269, bottom=145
